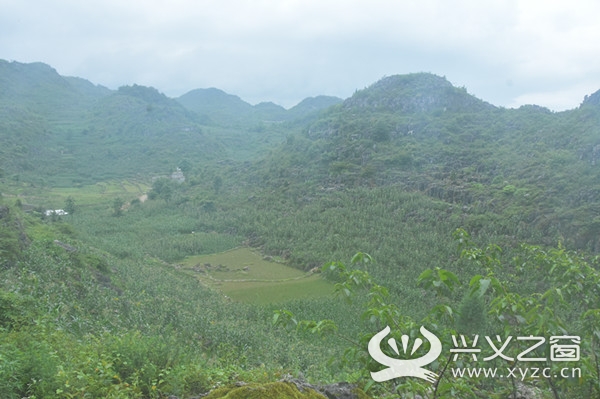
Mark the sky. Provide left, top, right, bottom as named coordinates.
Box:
left=1, top=0, right=600, bottom=110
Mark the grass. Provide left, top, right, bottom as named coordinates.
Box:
left=2, top=179, right=149, bottom=209
left=218, top=275, right=333, bottom=304
left=48, top=180, right=149, bottom=206
left=181, top=248, right=333, bottom=304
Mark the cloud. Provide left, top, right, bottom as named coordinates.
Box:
left=1, top=0, right=599, bottom=109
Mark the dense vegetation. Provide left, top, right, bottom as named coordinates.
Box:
left=259, top=74, right=600, bottom=251
left=1, top=60, right=599, bottom=398
left=0, top=60, right=339, bottom=186
left=0, top=199, right=366, bottom=398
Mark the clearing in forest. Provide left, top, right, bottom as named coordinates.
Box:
left=181, top=248, right=333, bottom=304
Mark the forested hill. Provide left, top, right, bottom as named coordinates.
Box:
left=4, top=58, right=600, bottom=399
left=260, top=73, right=600, bottom=251
left=176, top=88, right=341, bottom=126
left=0, top=60, right=339, bottom=185
left=1, top=60, right=599, bottom=249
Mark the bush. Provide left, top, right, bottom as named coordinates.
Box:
left=203, top=382, right=328, bottom=399
left=456, top=290, right=488, bottom=335
left=0, top=329, right=62, bottom=399
left=0, top=290, right=31, bottom=330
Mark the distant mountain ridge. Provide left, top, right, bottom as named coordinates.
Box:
left=176, top=87, right=254, bottom=125
left=175, top=87, right=342, bottom=126
left=0, top=59, right=341, bottom=185
left=1, top=59, right=599, bottom=253
left=0, top=60, right=110, bottom=118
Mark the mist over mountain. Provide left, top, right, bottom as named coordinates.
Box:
left=1, top=59, right=599, bottom=249
left=0, top=60, right=340, bottom=185
left=176, top=87, right=254, bottom=125
left=176, top=87, right=342, bottom=126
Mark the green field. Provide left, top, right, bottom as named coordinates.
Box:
left=4, top=179, right=149, bottom=210
left=180, top=248, right=333, bottom=303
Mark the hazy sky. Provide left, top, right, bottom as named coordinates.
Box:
left=2, top=0, right=600, bottom=110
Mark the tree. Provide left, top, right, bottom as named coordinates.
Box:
left=456, top=289, right=487, bottom=335
left=275, top=231, right=600, bottom=398
left=112, top=197, right=124, bottom=217
left=178, top=159, right=192, bottom=174
left=64, top=196, right=76, bottom=218
left=148, top=178, right=175, bottom=203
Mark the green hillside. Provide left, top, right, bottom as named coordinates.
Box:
left=0, top=60, right=110, bottom=184
left=0, top=199, right=366, bottom=398
left=1, top=61, right=600, bottom=398
left=259, top=73, right=600, bottom=251
left=0, top=60, right=338, bottom=186
left=0, top=61, right=219, bottom=185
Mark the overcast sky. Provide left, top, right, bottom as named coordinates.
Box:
left=2, top=0, right=600, bottom=110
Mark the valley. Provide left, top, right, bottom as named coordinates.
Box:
left=1, top=60, right=599, bottom=398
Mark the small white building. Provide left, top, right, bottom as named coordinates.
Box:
left=171, top=167, right=185, bottom=183
left=45, top=209, right=68, bottom=216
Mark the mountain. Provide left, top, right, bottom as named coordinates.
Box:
left=0, top=65, right=256, bottom=184
left=0, top=60, right=344, bottom=185
left=67, top=85, right=223, bottom=183
left=0, top=60, right=111, bottom=184
left=0, top=60, right=110, bottom=120
left=262, top=73, right=504, bottom=187
left=2, top=61, right=600, bottom=399
left=287, top=95, right=344, bottom=122
left=259, top=73, right=600, bottom=250
left=581, top=88, right=600, bottom=108
left=253, top=101, right=287, bottom=120
left=176, top=88, right=254, bottom=125
left=176, top=88, right=342, bottom=127
left=1, top=60, right=598, bottom=251
left=0, top=61, right=222, bottom=185
left=341, top=73, right=493, bottom=113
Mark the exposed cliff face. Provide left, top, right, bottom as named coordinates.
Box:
left=582, top=88, right=600, bottom=107
left=342, top=73, right=495, bottom=114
